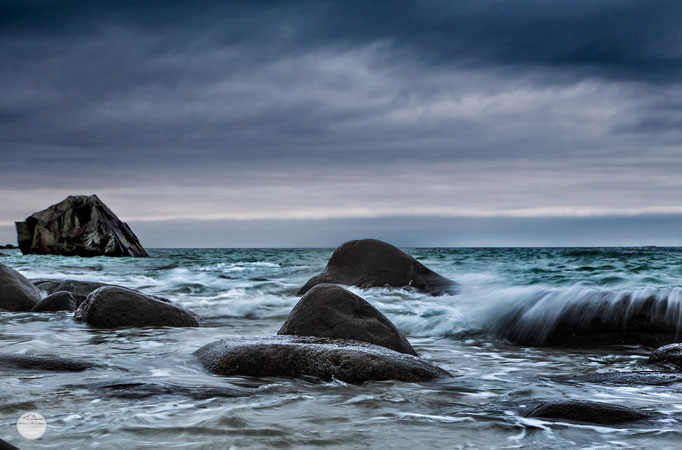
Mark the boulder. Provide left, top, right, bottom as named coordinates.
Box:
left=0, top=353, right=99, bottom=372
left=31, top=291, right=78, bottom=312
left=33, top=279, right=112, bottom=305
left=648, top=344, right=682, bottom=369
left=0, top=264, right=41, bottom=311
left=74, top=286, right=201, bottom=328
left=523, top=400, right=649, bottom=425
left=298, top=239, right=457, bottom=296
left=15, top=194, right=148, bottom=257
left=278, top=283, right=417, bottom=355
left=1, top=244, right=17, bottom=249
left=194, top=335, right=450, bottom=384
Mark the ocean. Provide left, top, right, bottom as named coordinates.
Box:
left=2, top=247, right=682, bottom=448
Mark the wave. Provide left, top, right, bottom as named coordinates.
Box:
left=483, top=285, right=682, bottom=346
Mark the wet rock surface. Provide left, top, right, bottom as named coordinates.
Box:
left=33, top=279, right=113, bottom=305
left=31, top=291, right=78, bottom=312
left=92, top=382, right=250, bottom=400
left=0, top=353, right=100, bottom=372
left=194, top=335, right=450, bottom=384
left=523, top=400, right=649, bottom=425
left=279, top=283, right=417, bottom=355
left=15, top=194, right=148, bottom=257
left=74, top=286, right=201, bottom=328
left=648, top=344, right=682, bottom=369
left=552, top=371, right=682, bottom=386
left=298, top=239, right=457, bottom=296
left=0, top=264, right=42, bottom=311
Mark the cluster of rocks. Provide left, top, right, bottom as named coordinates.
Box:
left=3, top=233, right=679, bottom=425
left=1, top=244, right=16, bottom=249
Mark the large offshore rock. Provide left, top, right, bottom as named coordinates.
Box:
left=74, top=286, right=201, bottom=328
left=194, top=335, right=450, bottom=384
left=298, top=239, right=457, bottom=296
left=278, top=284, right=417, bottom=355
left=0, top=264, right=41, bottom=311
left=15, top=194, right=148, bottom=257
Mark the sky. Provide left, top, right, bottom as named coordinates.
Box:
left=1, top=0, right=682, bottom=247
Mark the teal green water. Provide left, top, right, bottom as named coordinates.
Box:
left=1, top=247, right=682, bottom=448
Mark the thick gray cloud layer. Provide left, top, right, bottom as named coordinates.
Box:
left=1, top=1, right=681, bottom=246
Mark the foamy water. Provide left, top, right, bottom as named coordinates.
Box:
left=1, top=247, right=682, bottom=448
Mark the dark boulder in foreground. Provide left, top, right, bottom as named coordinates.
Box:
left=31, top=291, right=78, bottom=312
left=15, top=194, right=148, bottom=257
left=33, top=279, right=112, bottom=305
left=0, top=353, right=99, bottom=372
left=74, top=286, right=201, bottom=328
left=194, top=335, right=450, bottom=384
left=648, top=344, right=682, bottom=369
left=298, top=239, right=457, bottom=296
left=0, top=264, right=41, bottom=311
left=523, top=400, right=649, bottom=425
left=279, top=283, right=417, bottom=355
left=93, top=382, right=249, bottom=400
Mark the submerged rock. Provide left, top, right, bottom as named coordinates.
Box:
left=194, top=335, right=450, bottom=384
left=648, top=344, right=682, bottom=369
left=298, top=239, right=457, bottom=296
left=553, top=371, right=682, bottom=386
left=31, top=291, right=78, bottom=312
left=278, top=283, right=417, bottom=355
left=0, top=353, right=99, bottom=372
left=33, top=279, right=112, bottom=305
left=488, top=288, right=682, bottom=347
left=523, top=400, right=649, bottom=425
left=15, top=194, right=148, bottom=257
left=0, top=264, right=41, bottom=311
left=93, top=382, right=249, bottom=400
left=74, top=286, right=201, bottom=328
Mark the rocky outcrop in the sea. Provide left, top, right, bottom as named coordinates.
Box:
left=522, top=400, right=649, bottom=425
left=33, top=279, right=112, bottom=306
left=1, top=244, right=17, bottom=249
left=15, top=194, right=148, bottom=257
left=648, top=344, right=682, bottom=369
left=31, top=291, right=78, bottom=312
left=298, top=239, right=457, bottom=296
left=0, top=264, right=41, bottom=311
left=0, top=353, right=100, bottom=372
left=278, top=283, right=417, bottom=355
left=74, top=286, right=201, bottom=328
left=194, top=336, right=450, bottom=384
left=488, top=287, right=682, bottom=347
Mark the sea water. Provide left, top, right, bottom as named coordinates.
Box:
left=1, top=247, right=682, bottom=448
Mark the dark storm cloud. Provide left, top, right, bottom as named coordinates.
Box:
left=1, top=1, right=682, bottom=246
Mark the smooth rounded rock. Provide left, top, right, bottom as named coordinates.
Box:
left=194, top=335, right=450, bottom=384
left=523, top=400, right=649, bottom=425
left=0, top=264, right=41, bottom=311
left=278, top=283, right=417, bottom=355
left=298, top=239, right=457, bottom=296
left=648, top=344, right=682, bottom=369
left=33, top=279, right=112, bottom=305
left=74, top=286, right=201, bottom=328
left=31, top=291, right=78, bottom=312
